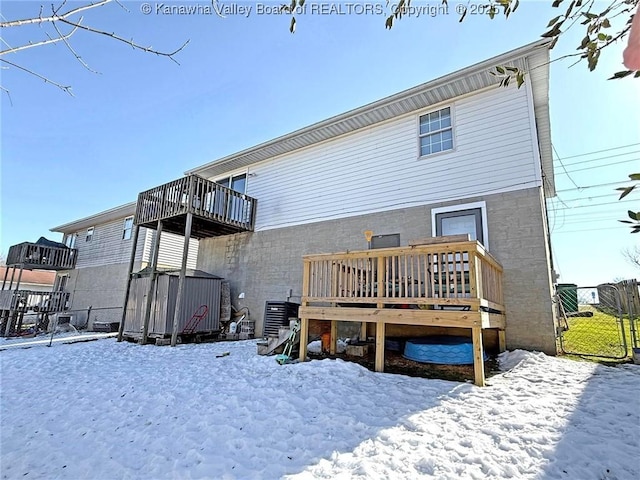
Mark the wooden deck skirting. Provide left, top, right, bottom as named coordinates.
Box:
left=134, top=175, right=257, bottom=237
left=298, top=240, right=506, bottom=386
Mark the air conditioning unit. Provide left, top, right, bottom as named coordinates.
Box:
left=56, top=314, right=73, bottom=325
left=263, top=301, right=299, bottom=337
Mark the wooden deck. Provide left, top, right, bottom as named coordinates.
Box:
left=6, top=243, right=77, bottom=270
left=0, top=290, right=69, bottom=312
left=134, top=175, right=257, bottom=238
left=298, top=239, right=505, bottom=386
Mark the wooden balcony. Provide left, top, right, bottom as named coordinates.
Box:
left=134, top=175, right=257, bottom=238
left=0, top=290, right=69, bottom=313
left=298, top=239, right=505, bottom=386
left=6, top=243, right=77, bottom=270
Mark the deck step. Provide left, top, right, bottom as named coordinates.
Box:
left=257, top=326, right=298, bottom=356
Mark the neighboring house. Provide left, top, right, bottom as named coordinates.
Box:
left=50, top=202, right=198, bottom=330
left=182, top=40, right=558, bottom=354
left=0, top=267, right=55, bottom=292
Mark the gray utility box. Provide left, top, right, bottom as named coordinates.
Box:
left=124, top=269, right=223, bottom=340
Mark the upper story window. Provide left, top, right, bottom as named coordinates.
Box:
left=122, top=216, right=134, bottom=240
left=65, top=233, right=77, bottom=249
left=86, top=227, right=94, bottom=242
left=419, top=107, right=453, bottom=156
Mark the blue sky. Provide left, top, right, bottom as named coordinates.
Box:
left=1, top=1, right=639, bottom=285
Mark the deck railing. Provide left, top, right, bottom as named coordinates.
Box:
left=0, top=290, right=69, bottom=312
left=302, top=241, right=504, bottom=311
left=135, top=175, right=257, bottom=231
left=6, top=243, right=77, bottom=270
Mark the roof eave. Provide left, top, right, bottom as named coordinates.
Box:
left=187, top=39, right=552, bottom=179
left=50, top=202, right=137, bottom=233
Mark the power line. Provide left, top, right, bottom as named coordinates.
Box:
left=558, top=158, right=639, bottom=175
left=556, top=192, right=620, bottom=203
left=556, top=180, right=630, bottom=193
left=553, top=144, right=581, bottom=189
left=553, top=226, right=629, bottom=234
left=551, top=142, right=640, bottom=161
left=554, top=198, right=637, bottom=210
left=556, top=150, right=640, bottom=168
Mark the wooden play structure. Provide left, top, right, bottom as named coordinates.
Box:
left=298, top=236, right=505, bottom=386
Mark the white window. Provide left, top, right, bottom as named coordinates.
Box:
left=86, top=227, right=94, bottom=242
left=431, top=201, right=488, bottom=249
left=122, top=217, right=134, bottom=240
left=419, top=107, right=453, bottom=156
left=65, top=233, right=77, bottom=249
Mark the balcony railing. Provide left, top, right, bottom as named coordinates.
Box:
left=301, top=240, right=504, bottom=312
left=135, top=175, right=257, bottom=235
left=6, top=243, right=77, bottom=270
left=0, top=290, right=69, bottom=312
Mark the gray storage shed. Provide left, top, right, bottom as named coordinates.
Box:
left=124, top=269, right=223, bottom=341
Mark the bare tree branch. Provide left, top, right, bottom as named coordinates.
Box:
left=622, top=246, right=640, bottom=270
left=0, top=0, right=111, bottom=28
left=50, top=16, right=100, bottom=74
left=0, top=23, right=79, bottom=56
left=56, top=17, right=190, bottom=64
left=0, top=0, right=190, bottom=94
left=0, top=58, right=73, bottom=95
left=0, top=83, right=14, bottom=106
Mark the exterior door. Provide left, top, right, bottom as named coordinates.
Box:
left=435, top=208, right=483, bottom=245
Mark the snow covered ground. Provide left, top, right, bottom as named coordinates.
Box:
left=1, top=338, right=638, bottom=479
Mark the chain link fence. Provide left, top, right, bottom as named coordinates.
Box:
left=556, top=281, right=639, bottom=360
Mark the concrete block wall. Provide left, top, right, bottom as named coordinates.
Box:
left=197, top=186, right=558, bottom=354
left=62, top=262, right=143, bottom=330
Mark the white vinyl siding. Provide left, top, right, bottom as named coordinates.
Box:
left=232, top=84, right=539, bottom=231
left=145, top=231, right=198, bottom=270
left=71, top=220, right=198, bottom=269
left=72, top=219, right=147, bottom=268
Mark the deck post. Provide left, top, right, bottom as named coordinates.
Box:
left=170, top=212, right=193, bottom=347
left=118, top=224, right=141, bottom=342
left=330, top=320, right=338, bottom=355
left=8, top=266, right=16, bottom=290
left=498, top=330, right=506, bottom=353
left=1, top=266, right=9, bottom=290
left=13, top=265, right=24, bottom=291
left=141, top=221, right=163, bottom=345
left=375, top=255, right=386, bottom=372
left=468, top=252, right=478, bottom=299
left=299, top=259, right=311, bottom=362
left=3, top=266, right=25, bottom=336
left=360, top=322, right=367, bottom=341
left=299, top=317, right=309, bottom=360
left=472, top=326, right=485, bottom=387
left=375, top=321, right=385, bottom=372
